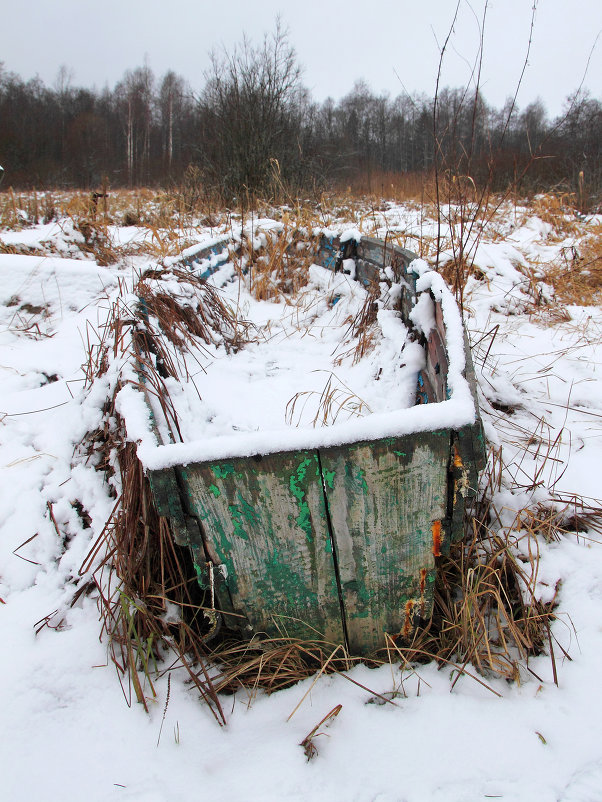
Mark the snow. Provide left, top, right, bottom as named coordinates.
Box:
left=129, top=258, right=476, bottom=468
left=2, top=202, right=602, bottom=801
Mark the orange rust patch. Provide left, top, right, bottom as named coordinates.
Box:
left=419, top=568, right=428, bottom=617
left=402, top=599, right=416, bottom=639
left=419, top=567, right=427, bottom=596
left=432, top=520, right=442, bottom=557
left=453, top=444, right=464, bottom=469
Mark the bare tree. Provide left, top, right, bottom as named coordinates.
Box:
left=158, top=71, right=187, bottom=176
left=199, top=20, right=305, bottom=199
left=115, top=66, right=155, bottom=186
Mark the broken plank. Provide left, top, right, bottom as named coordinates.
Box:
left=319, top=431, right=450, bottom=654
left=177, top=450, right=345, bottom=644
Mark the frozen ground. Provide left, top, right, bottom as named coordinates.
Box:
left=1, top=202, right=602, bottom=801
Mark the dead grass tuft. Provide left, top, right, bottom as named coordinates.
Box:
left=542, top=224, right=602, bottom=305
left=375, top=447, right=571, bottom=686
left=207, top=637, right=365, bottom=696
left=285, top=371, right=372, bottom=428
left=136, top=266, right=244, bottom=354
left=72, top=275, right=249, bottom=724
left=336, top=170, right=427, bottom=204
left=25, top=189, right=601, bottom=718
left=243, top=215, right=322, bottom=303
left=528, top=194, right=583, bottom=240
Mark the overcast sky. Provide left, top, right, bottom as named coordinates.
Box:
left=3, top=0, right=601, bottom=117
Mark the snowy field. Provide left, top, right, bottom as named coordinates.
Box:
left=1, top=198, right=602, bottom=801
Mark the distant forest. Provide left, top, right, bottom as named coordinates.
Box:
left=1, top=28, right=601, bottom=205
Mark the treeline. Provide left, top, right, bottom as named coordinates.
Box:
left=1, top=27, right=601, bottom=205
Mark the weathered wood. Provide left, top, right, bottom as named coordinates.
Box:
left=147, top=468, right=190, bottom=546
left=355, top=239, right=417, bottom=277
left=315, top=235, right=343, bottom=272
left=425, top=324, right=448, bottom=402
left=142, top=234, right=488, bottom=656
left=353, top=239, right=418, bottom=288
left=177, top=451, right=346, bottom=643
left=179, top=236, right=231, bottom=279
left=319, top=432, right=450, bottom=652
left=355, top=259, right=381, bottom=286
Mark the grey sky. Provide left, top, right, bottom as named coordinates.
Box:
left=3, top=0, right=601, bottom=117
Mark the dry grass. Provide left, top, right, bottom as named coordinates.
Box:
left=285, top=371, right=372, bottom=428
left=542, top=224, right=602, bottom=306
left=239, top=212, right=323, bottom=303
left=22, top=187, right=601, bottom=717
left=334, top=282, right=381, bottom=365
left=206, top=638, right=364, bottom=696
left=336, top=170, right=428, bottom=204
left=0, top=185, right=228, bottom=267
left=528, top=193, right=584, bottom=240
left=136, top=266, right=243, bottom=354
left=71, top=262, right=259, bottom=724
left=0, top=185, right=225, bottom=230
left=402, top=512, right=562, bottom=684
left=82, top=437, right=230, bottom=723
left=201, top=445, right=578, bottom=699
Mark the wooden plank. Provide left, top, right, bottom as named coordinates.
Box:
left=356, top=239, right=417, bottom=275
left=315, top=235, right=342, bottom=272
left=178, top=236, right=231, bottom=279
left=319, top=432, right=450, bottom=654
left=425, top=327, right=448, bottom=402
left=315, top=235, right=355, bottom=273
left=147, top=468, right=189, bottom=546
left=177, top=450, right=346, bottom=644
left=355, top=259, right=380, bottom=286
left=416, top=369, right=438, bottom=405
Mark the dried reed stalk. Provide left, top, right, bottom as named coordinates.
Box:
left=73, top=260, right=257, bottom=725
left=51, top=195, right=599, bottom=719
left=285, top=371, right=371, bottom=428
left=244, top=223, right=320, bottom=303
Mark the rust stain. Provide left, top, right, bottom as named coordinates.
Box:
left=432, top=520, right=442, bottom=557
left=419, top=567, right=427, bottom=596
left=419, top=568, right=427, bottom=618
left=402, top=599, right=415, bottom=639
left=452, top=445, right=470, bottom=505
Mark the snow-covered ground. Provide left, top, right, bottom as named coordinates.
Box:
left=1, top=201, right=602, bottom=801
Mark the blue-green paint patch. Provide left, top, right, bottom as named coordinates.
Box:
left=212, top=464, right=235, bottom=479
left=208, top=484, right=221, bottom=498
left=257, top=548, right=320, bottom=611
left=356, top=467, right=368, bottom=492
left=289, top=457, right=314, bottom=543
left=238, top=492, right=259, bottom=528
left=323, top=469, right=336, bottom=490
left=228, top=504, right=250, bottom=541
left=193, top=561, right=210, bottom=589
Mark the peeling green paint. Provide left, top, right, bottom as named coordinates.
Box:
left=289, top=457, right=314, bottom=543
left=228, top=504, right=250, bottom=541
left=323, top=469, right=336, bottom=490
left=257, top=548, right=319, bottom=611
left=212, top=464, right=235, bottom=479
left=355, top=467, right=368, bottom=492
left=162, top=427, right=472, bottom=652
left=197, top=512, right=239, bottom=598
left=238, top=493, right=259, bottom=527
left=193, top=560, right=209, bottom=589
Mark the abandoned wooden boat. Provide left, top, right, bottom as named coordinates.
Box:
left=130, top=234, right=486, bottom=656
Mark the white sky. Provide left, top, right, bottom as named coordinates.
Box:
left=3, top=0, right=601, bottom=117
